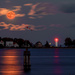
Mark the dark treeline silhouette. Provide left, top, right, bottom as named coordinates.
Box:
left=64, top=37, right=75, bottom=47
left=0, top=37, right=75, bottom=48
left=0, top=37, right=51, bottom=48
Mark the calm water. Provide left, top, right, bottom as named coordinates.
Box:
left=0, top=48, right=75, bottom=75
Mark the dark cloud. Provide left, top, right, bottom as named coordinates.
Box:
left=60, top=4, right=75, bottom=13
left=70, top=24, right=75, bottom=28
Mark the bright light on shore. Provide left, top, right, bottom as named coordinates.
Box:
left=55, top=38, right=59, bottom=42
left=54, top=38, right=59, bottom=47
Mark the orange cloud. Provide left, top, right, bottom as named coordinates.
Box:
left=0, top=8, right=9, bottom=16
left=0, top=6, right=25, bottom=17
left=24, top=3, right=33, bottom=6
left=0, top=22, right=47, bottom=31
left=15, top=14, right=25, bottom=17
left=29, top=17, right=36, bottom=19
left=13, top=6, right=22, bottom=11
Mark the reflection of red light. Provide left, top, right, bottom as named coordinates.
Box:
left=55, top=38, right=58, bottom=42
left=54, top=56, right=59, bottom=58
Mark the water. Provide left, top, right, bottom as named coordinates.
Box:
left=0, top=48, right=75, bottom=75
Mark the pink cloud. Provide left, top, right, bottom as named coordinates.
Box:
left=28, top=3, right=40, bottom=15
left=35, top=3, right=58, bottom=15
left=28, top=3, right=58, bottom=19
left=50, top=24, right=62, bottom=27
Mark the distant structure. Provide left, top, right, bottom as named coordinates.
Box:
left=34, top=41, right=43, bottom=48
left=24, top=48, right=31, bottom=71
left=0, top=40, right=4, bottom=46
left=55, top=38, right=59, bottom=47
left=6, top=41, right=13, bottom=47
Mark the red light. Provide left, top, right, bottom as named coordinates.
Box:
left=55, top=38, right=58, bottom=42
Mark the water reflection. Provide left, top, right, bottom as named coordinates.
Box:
left=0, top=49, right=23, bottom=75
left=54, top=49, right=59, bottom=64
left=54, top=48, right=62, bottom=75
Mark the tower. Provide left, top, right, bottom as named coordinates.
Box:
left=55, top=38, right=59, bottom=47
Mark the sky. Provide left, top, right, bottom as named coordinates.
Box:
left=0, top=0, right=75, bottom=45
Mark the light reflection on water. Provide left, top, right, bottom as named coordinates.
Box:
left=0, top=48, right=75, bottom=75
left=0, top=49, right=23, bottom=75
left=54, top=49, right=62, bottom=75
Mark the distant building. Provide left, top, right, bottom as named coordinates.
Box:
left=13, top=42, right=19, bottom=48
left=6, top=41, right=13, bottom=47
left=24, top=40, right=32, bottom=47
left=0, top=40, right=4, bottom=46
left=35, top=41, right=43, bottom=48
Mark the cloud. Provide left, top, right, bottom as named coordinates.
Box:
left=29, top=17, right=36, bottom=19
left=71, top=24, right=75, bottom=27
left=69, top=23, right=75, bottom=28
left=34, top=25, right=47, bottom=31
left=15, top=14, right=25, bottom=17
left=0, top=22, right=47, bottom=31
left=0, top=6, right=25, bottom=17
left=50, top=24, right=62, bottom=27
left=24, top=3, right=33, bottom=6
left=5, top=0, right=11, bottom=3
left=28, top=3, right=40, bottom=16
left=0, top=8, right=9, bottom=16
left=13, top=6, right=22, bottom=11
left=60, top=4, right=75, bottom=13
left=27, top=3, right=58, bottom=19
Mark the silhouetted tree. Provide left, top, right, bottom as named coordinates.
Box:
left=0, top=44, right=4, bottom=48
left=34, top=41, right=43, bottom=48
left=13, top=38, right=18, bottom=43
left=2, top=37, right=7, bottom=47
left=17, top=38, right=24, bottom=47
left=0, top=37, right=1, bottom=41
left=73, top=40, right=75, bottom=47
left=64, top=37, right=72, bottom=47
left=44, top=41, right=50, bottom=48
left=24, top=40, right=32, bottom=47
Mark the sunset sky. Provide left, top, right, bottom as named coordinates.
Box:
left=0, top=0, right=75, bottom=45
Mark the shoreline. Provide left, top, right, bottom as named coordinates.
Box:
left=0, top=47, right=75, bottom=49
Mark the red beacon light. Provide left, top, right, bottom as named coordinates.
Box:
left=55, top=38, right=59, bottom=42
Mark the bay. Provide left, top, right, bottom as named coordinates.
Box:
left=0, top=48, right=75, bottom=75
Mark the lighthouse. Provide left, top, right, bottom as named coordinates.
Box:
left=55, top=38, right=59, bottom=47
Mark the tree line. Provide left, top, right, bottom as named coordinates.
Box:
left=0, top=37, right=50, bottom=48
left=0, top=37, right=75, bottom=48
left=64, top=37, right=75, bottom=47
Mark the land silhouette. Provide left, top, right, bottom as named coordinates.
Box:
left=0, top=37, right=75, bottom=48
